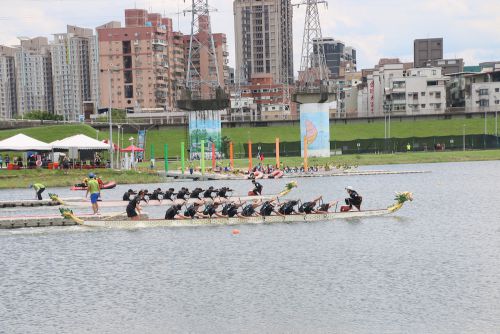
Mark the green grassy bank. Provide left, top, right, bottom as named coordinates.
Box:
left=1, top=116, right=499, bottom=159
left=0, top=168, right=163, bottom=190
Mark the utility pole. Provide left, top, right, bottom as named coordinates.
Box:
left=294, top=0, right=329, bottom=87
left=185, top=0, right=221, bottom=100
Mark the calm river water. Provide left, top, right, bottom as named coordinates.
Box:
left=0, top=161, right=499, bottom=333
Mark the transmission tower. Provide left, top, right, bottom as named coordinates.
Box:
left=185, top=0, right=221, bottom=100
left=295, top=0, right=328, bottom=87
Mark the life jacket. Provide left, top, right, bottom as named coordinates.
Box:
left=279, top=201, right=298, bottom=215
left=204, top=189, right=215, bottom=198
left=177, top=190, right=188, bottom=199
left=222, top=203, right=238, bottom=217
left=165, top=206, right=179, bottom=220
left=260, top=201, right=274, bottom=216
left=184, top=205, right=197, bottom=218
left=203, top=204, right=216, bottom=217
left=242, top=204, right=255, bottom=217
left=299, top=201, right=316, bottom=214
left=163, top=191, right=174, bottom=200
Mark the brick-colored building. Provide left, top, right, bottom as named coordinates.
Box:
left=183, top=15, right=229, bottom=99
left=97, top=9, right=181, bottom=113
left=239, top=73, right=297, bottom=120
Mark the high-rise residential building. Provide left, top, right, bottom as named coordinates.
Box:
left=15, top=37, right=53, bottom=115
left=50, top=25, right=100, bottom=121
left=163, top=18, right=185, bottom=110
left=313, top=37, right=357, bottom=79
left=97, top=9, right=178, bottom=113
left=424, top=58, right=464, bottom=75
left=0, top=46, right=17, bottom=119
left=183, top=15, right=229, bottom=98
left=414, top=38, right=443, bottom=68
left=233, top=0, right=293, bottom=84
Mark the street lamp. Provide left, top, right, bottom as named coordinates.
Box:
left=102, top=64, right=120, bottom=169
left=129, top=136, right=135, bottom=170
left=116, top=124, right=121, bottom=169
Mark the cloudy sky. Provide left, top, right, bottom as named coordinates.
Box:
left=1, top=0, right=499, bottom=72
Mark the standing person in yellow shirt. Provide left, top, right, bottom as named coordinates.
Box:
left=85, top=173, right=101, bottom=214
left=29, top=183, right=46, bottom=200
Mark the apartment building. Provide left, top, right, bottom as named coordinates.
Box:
left=15, top=37, right=53, bottom=115
left=164, top=18, right=185, bottom=110
left=97, top=9, right=177, bottom=113
left=447, top=71, right=500, bottom=112
left=0, top=46, right=17, bottom=119
left=414, top=38, right=443, bottom=68
left=233, top=0, right=293, bottom=85
left=50, top=25, right=99, bottom=121
left=424, top=58, right=464, bottom=75
left=358, top=63, right=448, bottom=117
left=237, top=73, right=296, bottom=120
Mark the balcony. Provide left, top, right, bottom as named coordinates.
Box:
left=152, top=39, right=166, bottom=46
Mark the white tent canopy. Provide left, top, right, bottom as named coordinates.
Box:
left=0, top=133, right=52, bottom=151
left=50, top=134, right=110, bottom=150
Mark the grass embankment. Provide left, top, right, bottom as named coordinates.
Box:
left=0, top=169, right=163, bottom=190
left=1, top=116, right=499, bottom=158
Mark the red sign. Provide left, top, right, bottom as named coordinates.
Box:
left=369, top=81, right=375, bottom=114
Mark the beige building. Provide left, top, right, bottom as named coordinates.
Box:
left=51, top=25, right=100, bottom=121
left=233, top=0, right=293, bottom=85
left=0, top=46, right=17, bottom=119
left=97, top=9, right=179, bottom=113
left=15, top=37, right=53, bottom=115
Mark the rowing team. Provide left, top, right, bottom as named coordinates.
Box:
left=123, top=179, right=264, bottom=202
left=126, top=186, right=363, bottom=221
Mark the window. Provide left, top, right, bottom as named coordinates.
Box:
left=479, top=100, right=489, bottom=107
left=436, top=92, right=441, bottom=98
left=421, top=104, right=426, bottom=108
left=495, top=88, right=499, bottom=93
left=495, top=100, right=499, bottom=105
left=479, top=89, right=489, bottom=96
left=421, top=92, right=426, bottom=96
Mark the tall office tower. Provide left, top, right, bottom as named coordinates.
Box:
left=97, top=9, right=177, bottom=113
left=0, top=46, right=17, bottom=119
left=233, top=0, right=293, bottom=84
left=15, top=37, right=53, bottom=115
left=313, top=37, right=357, bottom=78
left=183, top=15, right=229, bottom=97
left=50, top=25, right=100, bottom=121
left=414, top=38, right=443, bottom=68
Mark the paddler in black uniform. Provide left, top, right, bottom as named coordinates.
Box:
left=183, top=200, right=204, bottom=219
left=122, top=189, right=137, bottom=201
left=190, top=187, right=204, bottom=199
left=220, top=201, right=242, bottom=218
left=163, top=188, right=176, bottom=201
left=148, top=188, right=163, bottom=201
left=203, top=186, right=218, bottom=199
left=250, top=179, right=263, bottom=196
left=200, top=201, right=224, bottom=218
left=176, top=187, right=190, bottom=200
left=216, top=186, right=232, bottom=198
left=278, top=200, right=300, bottom=215
left=298, top=196, right=324, bottom=214
left=127, top=190, right=145, bottom=221
left=345, top=186, right=362, bottom=211
left=164, top=204, right=188, bottom=220
left=259, top=199, right=283, bottom=217
left=239, top=199, right=262, bottom=218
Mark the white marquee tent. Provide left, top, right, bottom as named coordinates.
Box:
left=0, top=134, right=52, bottom=151
left=50, top=134, right=110, bottom=150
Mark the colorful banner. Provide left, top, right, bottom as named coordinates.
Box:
left=300, top=103, right=331, bottom=158
left=188, top=110, right=221, bottom=160
left=137, top=130, right=146, bottom=160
